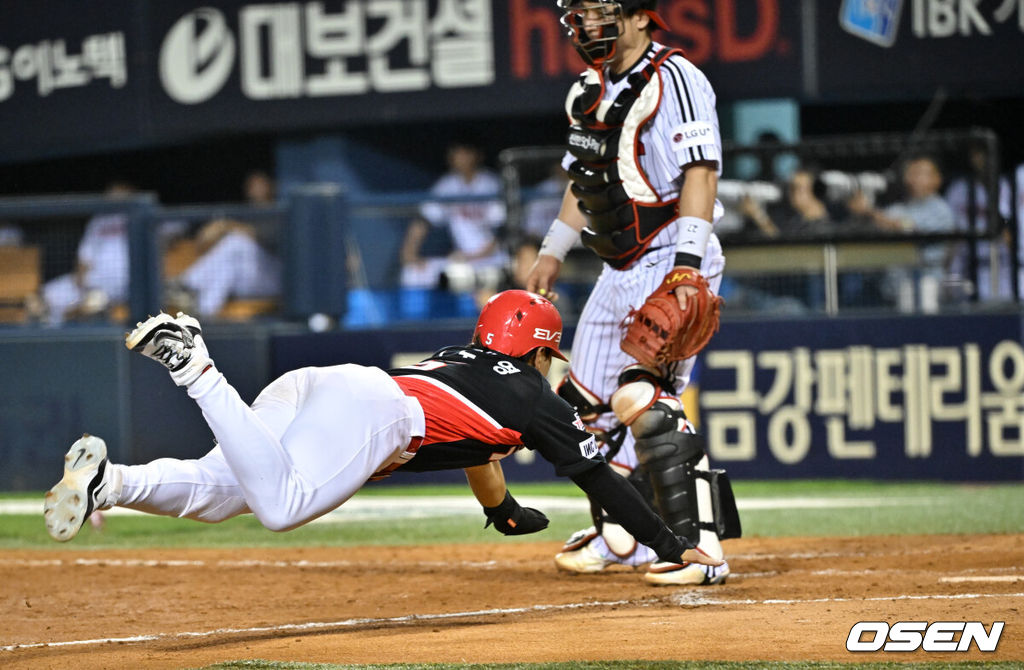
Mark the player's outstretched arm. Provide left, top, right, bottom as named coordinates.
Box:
left=571, top=462, right=723, bottom=567
left=465, top=461, right=507, bottom=507
left=465, top=462, right=549, bottom=536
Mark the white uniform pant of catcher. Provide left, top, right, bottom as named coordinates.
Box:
left=571, top=238, right=725, bottom=565
left=116, top=365, right=425, bottom=531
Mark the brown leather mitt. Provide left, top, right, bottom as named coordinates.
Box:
left=621, top=268, right=723, bottom=367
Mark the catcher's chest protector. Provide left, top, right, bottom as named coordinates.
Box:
left=565, top=47, right=681, bottom=270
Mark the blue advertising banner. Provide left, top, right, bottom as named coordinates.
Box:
left=0, top=311, right=1020, bottom=489
left=269, top=313, right=1024, bottom=483
left=699, top=313, right=1024, bottom=481
left=818, top=0, right=1024, bottom=101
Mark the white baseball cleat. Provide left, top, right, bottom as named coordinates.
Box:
left=125, top=312, right=211, bottom=387
left=644, top=559, right=731, bottom=586
left=44, top=434, right=118, bottom=542
left=554, top=541, right=615, bottom=574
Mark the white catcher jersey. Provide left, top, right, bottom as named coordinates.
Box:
left=562, top=41, right=726, bottom=253
left=562, top=43, right=727, bottom=464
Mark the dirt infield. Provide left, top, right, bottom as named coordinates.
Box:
left=3, top=533, right=1021, bottom=668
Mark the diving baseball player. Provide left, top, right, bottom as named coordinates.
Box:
left=526, top=0, right=740, bottom=585
left=43, top=290, right=722, bottom=575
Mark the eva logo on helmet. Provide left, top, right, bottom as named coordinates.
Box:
left=474, top=290, right=569, bottom=361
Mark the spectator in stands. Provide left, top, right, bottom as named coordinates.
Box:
left=39, top=181, right=185, bottom=325
left=847, top=153, right=956, bottom=311
left=737, top=130, right=799, bottom=184
left=399, top=141, right=507, bottom=300
left=0, top=221, right=23, bottom=246
left=1013, top=162, right=1024, bottom=300
left=736, top=167, right=857, bottom=311
left=168, top=170, right=282, bottom=318
left=945, top=140, right=1012, bottom=301
left=738, top=166, right=841, bottom=238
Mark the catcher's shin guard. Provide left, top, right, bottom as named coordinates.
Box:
left=632, top=406, right=741, bottom=557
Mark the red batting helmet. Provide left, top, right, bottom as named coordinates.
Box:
left=474, top=290, right=569, bottom=361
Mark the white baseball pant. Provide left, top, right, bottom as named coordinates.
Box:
left=569, top=238, right=725, bottom=564
left=115, top=365, right=425, bottom=531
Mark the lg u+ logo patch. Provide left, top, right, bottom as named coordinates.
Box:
left=847, top=621, right=1004, bottom=652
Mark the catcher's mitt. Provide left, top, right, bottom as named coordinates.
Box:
left=621, top=268, right=723, bottom=367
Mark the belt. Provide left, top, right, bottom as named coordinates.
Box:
left=368, top=435, right=424, bottom=482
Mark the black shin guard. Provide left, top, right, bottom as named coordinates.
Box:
left=634, top=431, right=707, bottom=546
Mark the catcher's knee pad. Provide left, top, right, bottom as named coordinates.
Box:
left=634, top=431, right=742, bottom=554
left=557, top=373, right=609, bottom=424
left=610, top=365, right=677, bottom=427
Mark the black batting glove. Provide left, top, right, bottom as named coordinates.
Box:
left=483, top=491, right=549, bottom=536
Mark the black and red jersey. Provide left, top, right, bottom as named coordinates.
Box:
left=388, top=345, right=601, bottom=477
left=388, top=344, right=689, bottom=564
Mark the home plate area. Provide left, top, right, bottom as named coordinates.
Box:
left=1, top=534, right=1021, bottom=668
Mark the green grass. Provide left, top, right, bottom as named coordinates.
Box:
left=193, top=662, right=1024, bottom=670
left=5, top=480, right=1022, bottom=550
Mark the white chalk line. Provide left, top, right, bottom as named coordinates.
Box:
left=4, top=553, right=1020, bottom=575
left=941, top=575, right=1024, bottom=583
left=7, top=590, right=1024, bottom=654
left=0, top=598, right=643, bottom=653
left=670, top=591, right=1024, bottom=608
left=0, top=557, right=500, bottom=570
left=0, top=494, right=937, bottom=522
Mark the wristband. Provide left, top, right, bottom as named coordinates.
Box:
left=538, top=218, right=578, bottom=262
left=674, top=216, right=712, bottom=268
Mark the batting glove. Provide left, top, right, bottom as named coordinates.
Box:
left=483, top=491, right=549, bottom=536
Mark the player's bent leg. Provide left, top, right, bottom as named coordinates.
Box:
left=44, top=435, right=121, bottom=542
left=188, top=365, right=419, bottom=532
left=116, top=370, right=311, bottom=524
left=127, top=314, right=316, bottom=531
left=125, top=312, right=212, bottom=387
left=183, top=367, right=318, bottom=532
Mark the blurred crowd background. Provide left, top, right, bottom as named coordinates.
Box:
left=1, top=0, right=1022, bottom=330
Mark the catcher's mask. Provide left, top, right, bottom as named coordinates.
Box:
left=474, top=290, right=569, bottom=361
left=558, top=0, right=668, bottom=66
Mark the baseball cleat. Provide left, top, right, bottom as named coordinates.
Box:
left=644, top=559, right=730, bottom=586
left=554, top=541, right=615, bottom=573
left=44, top=434, right=117, bottom=542
left=125, top=311, right=211, bottom=387
left=560, top=525, right=599, bottom=552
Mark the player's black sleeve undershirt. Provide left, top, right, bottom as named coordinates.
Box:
left=570, top=463, right=689, bottom=564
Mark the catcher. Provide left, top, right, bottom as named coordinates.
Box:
left=43, top=290, right=722, bottom=576
left=526, top=0, right=740, bottom=585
